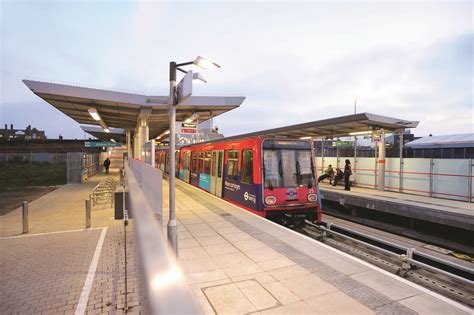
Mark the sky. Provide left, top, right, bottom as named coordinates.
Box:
left=1, top=0, right=473, bottom=139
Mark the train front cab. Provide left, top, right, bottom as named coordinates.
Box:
left=261, top=139, right=321, bottom=225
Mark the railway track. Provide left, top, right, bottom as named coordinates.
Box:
left=290, top=220, right=474, bottom=307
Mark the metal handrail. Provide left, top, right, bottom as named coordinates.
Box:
left=125, top=159, right=199, bottom=314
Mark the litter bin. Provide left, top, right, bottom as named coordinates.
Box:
left=114, top=187, right=131, bottom=220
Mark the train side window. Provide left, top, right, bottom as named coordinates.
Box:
left=227, top=150, right=239, bottom=180
left=198, top=152, right=204, bottom=174
left=218, top=151, right=223, bottom=178
left=241, top=149, right=253, bottom=184
left=191, top=152, right=197, bottom=172
left=204, top=151, right=211, bottom=174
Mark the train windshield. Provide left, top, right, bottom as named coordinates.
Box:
left=262, top=140, right=314, bottom=189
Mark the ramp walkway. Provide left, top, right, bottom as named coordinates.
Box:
left=318, top=183, right=474, bottom=231
left=164, top=179, right=472, bottom=314
left=0, top=172, right=139, bottom=314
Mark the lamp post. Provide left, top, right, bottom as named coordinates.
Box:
left=168, top=56, right=220, bottom=255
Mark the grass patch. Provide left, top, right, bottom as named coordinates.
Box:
left=0, top=160, right=67, bottom=192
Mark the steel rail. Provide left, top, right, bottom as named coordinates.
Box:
left=305, top=220, right=474, bottom=285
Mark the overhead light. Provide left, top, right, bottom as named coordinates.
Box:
left=88, top=108, right=101, bottom=121
left=164, top=130, right=170, bottom=135
left=110, top=139, right=116, bottom=142
left=193, top=56, right=220, bottom=70
left=192, top=72, right=207, bottom=84
left=104, top=128, right=110, bottom=133
left=184, top=117, right=193, bottom=123
left=349, top=130, right=373, bottom=136
left=300, top=136, right=312, bottom=140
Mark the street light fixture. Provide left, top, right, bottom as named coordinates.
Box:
left=167, top=56, right=220, bottom=255
left=193, top=56, right=220, bottom=70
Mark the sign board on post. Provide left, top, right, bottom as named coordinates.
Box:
left=176, top=122, right=198, bottom=134
left=85, top=141, right=123, bottom=148
left=177, top=70, right=193, bottom=105
left=372, top=134, right=382, bottom=143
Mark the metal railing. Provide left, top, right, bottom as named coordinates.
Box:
left=91, top=177, right=116, bottom=206
left=124, top=158, right=199, bottom=314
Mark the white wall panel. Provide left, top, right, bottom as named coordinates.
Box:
left=402, top=159, right=430, bottom=197
left=432, top=159, right=470, bottom=202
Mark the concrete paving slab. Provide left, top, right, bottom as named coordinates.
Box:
left=399, top=293, right=471, bottom=315
left=304, top=291, right=374, bottom=314
left=351, top=270, right=421, bottom=301
left=203, top=283, right=257, bottom=314
left=167, top=179, right=471, bottom=315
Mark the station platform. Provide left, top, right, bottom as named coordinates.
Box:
left=318, top=183, right=474, bottom=231
left=0, top=172, right=140, bottom=314
left=2, top=171, right=472, bottom=314
left=166, top=180, right=472, bottom=314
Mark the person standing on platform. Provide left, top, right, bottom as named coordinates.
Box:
left=104, top=157, right=111, bottom=174
left=343, top=159, right=352, bottom=191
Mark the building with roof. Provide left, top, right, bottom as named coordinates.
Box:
left=0, top=124, right=47, bottom=141
left=405, top=133, right=474, bottom=158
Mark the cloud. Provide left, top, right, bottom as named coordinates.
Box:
left=215, top=32, right=473, bottom=137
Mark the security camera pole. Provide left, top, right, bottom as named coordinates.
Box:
left=167, top=57, right=220, bottom=255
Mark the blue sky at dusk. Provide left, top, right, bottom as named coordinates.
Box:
left=1, top=1, right=472, bottom=139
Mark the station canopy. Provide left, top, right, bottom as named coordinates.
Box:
left=23, top=80, right=245, bottom=139
left=216, top=112, right=419, bottom=141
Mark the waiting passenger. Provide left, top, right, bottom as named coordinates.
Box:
left=318, top=164, right=335, bottom=183
left=343, top=159, right=352, bottom=191
left=103, top=157, right=111, bottom=174
left=332, top=168, right=343, bottom=186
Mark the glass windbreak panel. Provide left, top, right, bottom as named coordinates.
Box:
left=198, top=152, right=204, bottom=174
left=241, top=149, right=253, bottom=184
left=204, top=151, right=211, bottom=174
left=227, top=150, right=239, bottom=180
left=218, top=151, right=223, bottom=178
left=263, top=150, right=282, bottom=188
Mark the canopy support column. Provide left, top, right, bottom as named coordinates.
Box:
left=377, top=129, right=386, bottom=191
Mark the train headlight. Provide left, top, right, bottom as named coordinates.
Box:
left=265, top=196, right=277, bottom=206
left=307, top=194, right=317, bottom=203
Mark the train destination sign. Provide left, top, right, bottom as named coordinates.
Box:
left=176, top=122, right=198, bottom=134
left=85, top=141, right=123, bottom=148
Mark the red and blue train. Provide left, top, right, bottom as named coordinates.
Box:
left=155, top=136, right=322, bottom=226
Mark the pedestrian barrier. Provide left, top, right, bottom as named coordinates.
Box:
left=125, top=158, right=199, bottom=314
left=91, top=177, right=117, bottom=207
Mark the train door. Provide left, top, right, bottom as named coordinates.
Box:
left=184, top=152, right=191, bottom=183
left=215, top=150, right=224, bottom=197
left=211, top=151, right=218, bottom=195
